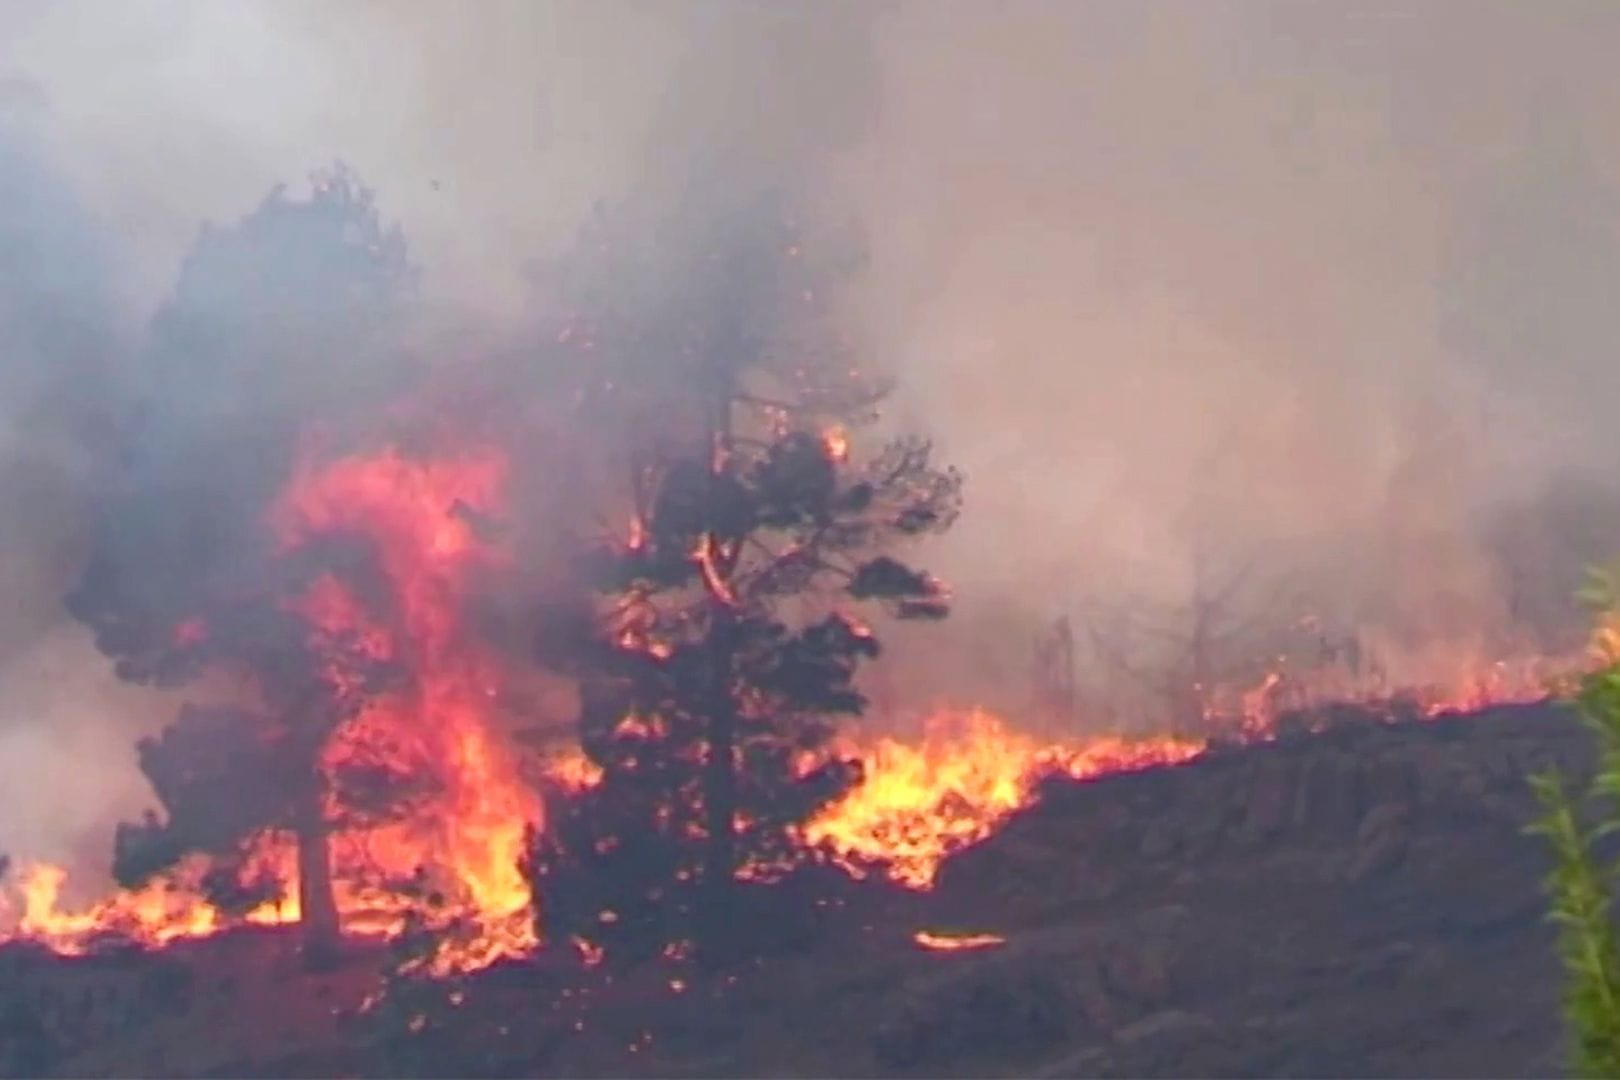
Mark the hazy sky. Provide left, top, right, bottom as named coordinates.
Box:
left=5, top=0, right=1620, bottom=868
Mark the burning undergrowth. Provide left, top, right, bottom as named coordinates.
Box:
left=0, top=655, right=1575, bottom=967
left=0, top=166, right=1599, bottom=996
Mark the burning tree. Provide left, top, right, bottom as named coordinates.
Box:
left=66, top=167, right=417, bottom=964
left=526, top=190, right=962, bottom=961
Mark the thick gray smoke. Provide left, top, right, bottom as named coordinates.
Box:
left=5, top=1, right=1620, bottom=871
left=0, top=109, right=164, bottom=872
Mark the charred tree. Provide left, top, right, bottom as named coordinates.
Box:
left=527, top=190, right=962, bottom=964
left=1032, top=615, right=1078, bottom=735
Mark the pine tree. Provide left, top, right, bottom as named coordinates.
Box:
left=526, top=191, right=961, bottom=963
left=67, top=166, right=414, bottom=965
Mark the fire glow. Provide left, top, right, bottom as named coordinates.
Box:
left=269, top=445, right=542, bottom=972
left=913, top=929, right=1008, bottom=952
left=0, top=446, right=1591, bottom=969
left=804, top=710, right=1205, bottom=889
left=1, top=445, right=550, bottom=973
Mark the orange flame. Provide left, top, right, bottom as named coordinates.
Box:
left=804, top=710, right=1203, bottom=889
left=802, top=649, right=1580, bottom=893
left=821, top=425, right=850, bottom=463
left=1204, top=648, right=1581, bottom=741
left=3, top=446, right=543, bottom=974
left=913, top=929, right=1007, bottom=951
left=269, top=445, right=540, bottom=971
left=3, top=508, right=1594, bottom=971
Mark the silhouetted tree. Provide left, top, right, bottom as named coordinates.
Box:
left=110, top=600, right=405, bottom=959
left=1078, top=541, right=1295, bottom=733
left=66, top=166, right=416, bottom=965
left=526, top=190, right=961, bottom=963
left=1031, top=615, right=1078, bottom=738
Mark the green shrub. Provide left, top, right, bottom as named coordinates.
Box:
left=1529, top=567, right=1620, bottom=1077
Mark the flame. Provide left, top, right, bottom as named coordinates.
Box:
left=1205, top=648, right=1581, bottom=740
left=8, top=854, right=294, bottom=952
left=2, top=446, right=542, bottom=973
left=541, top=748, right=605, bottom=794
left=821, top=425, right=850, bottom=463
left=269, top=445, right=540, bottom=971
left=3, top=498, right=1594, bottom=974
left=913, top=929, right=1007, bottom=951
left=802, top=649, right=1580, bottom=892
left=804, top=710, right=1203, bottom=889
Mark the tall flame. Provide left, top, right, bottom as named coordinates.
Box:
left=269, top=445, right=540, bottom=970
left=804, top=710, right=1203, bottom=889
left=1, top=446, right=548, bottom=972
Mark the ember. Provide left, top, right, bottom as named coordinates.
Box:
left=913, top=929, right=1008, bottom=951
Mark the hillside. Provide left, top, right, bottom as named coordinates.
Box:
left=0, top=700, right=1588, bottom=1077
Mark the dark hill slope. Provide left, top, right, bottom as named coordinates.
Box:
left=913, top=700, right=1584, bottom=1077
left=0, top=700, right=1590, bottom=1077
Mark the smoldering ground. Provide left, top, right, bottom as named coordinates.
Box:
left=4, top=1, right=1620, bottom=876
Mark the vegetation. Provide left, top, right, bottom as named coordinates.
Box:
left=66, top=167, right=415, bottom=965
left=1529, top=565, right=1620, bottom=1078
left=525, top=190, right=961, bottom=963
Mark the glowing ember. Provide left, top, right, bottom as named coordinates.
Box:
left=804, top=710, right=1204, bottom=890
left=540, top=748, right=606, bottom=794
left=913, top=929, right=1007, bottom=951
left=822, top=425, right=850, bottom=463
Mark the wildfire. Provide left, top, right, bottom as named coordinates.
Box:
left=0, top=479, right=1593, bottom=972
left=821, top=425, right=850, bottom=463
left=268, top=444, right=541, bottom=971
left=6, top=857, right=293, bottom=952
left=2, top=445, right=545, bottom=974
left=803, top=710, right=1204, bottom=890
left=800, top=649, right=1581, bottom=891
left=1204, top=650, right=1581, bottom=740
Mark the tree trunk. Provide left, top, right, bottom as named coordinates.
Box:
left=705, top=708, right=738, bottom=888
left=698, top=353, right=741, bottom=964
left=701, top=609, right=739, bottom=964
left=295, top=777, right=342, bottom=969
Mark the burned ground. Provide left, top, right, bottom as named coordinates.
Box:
left=0, top=700, right=1584, bottom=1077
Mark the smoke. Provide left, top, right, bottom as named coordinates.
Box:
left=0, top=110, right=163, bottom=870
left=834, top=2, right=1620, bottom=710
left=5, top=1, right=1620, bottom=866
